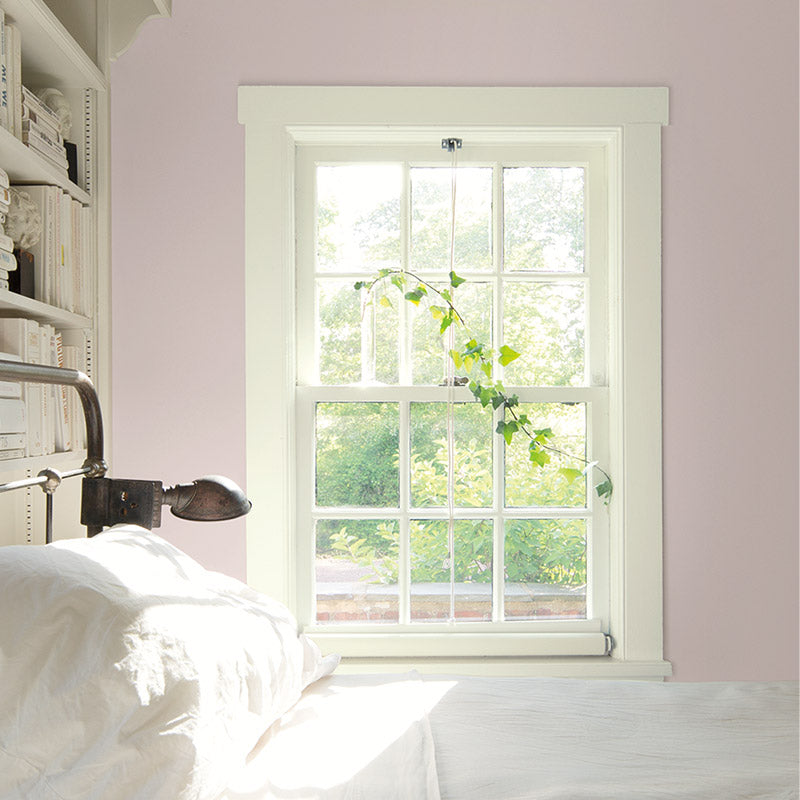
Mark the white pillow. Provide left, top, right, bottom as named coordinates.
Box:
left=0, top=525, right=338, bottom=800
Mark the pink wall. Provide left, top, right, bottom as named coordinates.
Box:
left=110, top=0, right=799, bottom=681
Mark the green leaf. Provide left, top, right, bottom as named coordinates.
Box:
left=390, top=274, right=406, bottom=290
left=404, top=290, right=423, bottom=305
left=498, top=345, right=520, bottom=366
left=529, top=447, right=551, bottom=467
left=449, top=349, right=463, bottom=369
left=595, top=479, right=613, bottom=502
left=440, top=289, right=452, bottom=302
left=558, top=467, right=584, bottom=484
left=496, top=419, right=518, bottom=445
left=429, top=305, right=446, bottom=320
left=354, top=280, right=367, bottom=290
left=378, top=295, right=392, bottom=308
left=440, top=315, right=454, bottom=334
left=491, top=393, right=506, bottom=410
left=479, top=387, right=494, bottom=407
left=449, top=270, right=466, bottom=288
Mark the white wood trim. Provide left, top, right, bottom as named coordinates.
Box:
left=1, top=0, right=107, bottom=89
left=334, top=657, right=672, bottom=680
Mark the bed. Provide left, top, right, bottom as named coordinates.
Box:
left=1, top=526, right=797, bottom=800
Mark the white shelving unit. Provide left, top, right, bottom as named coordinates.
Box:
left=0, top=0, right=168, bottom=545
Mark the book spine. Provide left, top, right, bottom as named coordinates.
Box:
left=23, top=124, right=67, bottom=162
left=54, top=330, right=70, bottom=451
left=0, top=11, right=7, bottom=132
left=7, top=25, right=20, bottom=140
left=0, top=432, right=25, bottom=448
left=22, top=86, right=62, bottom=133
left=0, top=231, right=13, bottom=252
left=0, top=397, right=26, bottom=433
left=0, top=448, right=24, bottom=460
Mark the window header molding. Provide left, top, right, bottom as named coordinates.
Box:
left=237, top=86, right=669, bottom=129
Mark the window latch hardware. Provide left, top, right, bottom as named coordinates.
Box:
left=441, top=137, right=463, bottom=152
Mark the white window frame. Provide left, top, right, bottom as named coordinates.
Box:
left=238, top=86, right=670, bottom=679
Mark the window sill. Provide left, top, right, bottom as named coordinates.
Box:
left=331, top=655, right=674, bottom=681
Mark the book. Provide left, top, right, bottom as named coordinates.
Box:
left=0, top=231, right=13, bottom=252
left=0, top=350, right=21, bottom=398
left=0, top=10, right=7, bottom=132
left=0, top=432, right=25, bottom=449
left=0, top=249, right=16, bottom=271
left=22, top=86, right=61, bottom=133
left=0, top=166, right=8, bottom=190
left=5, top=24, right=20, bottom=140
left=54, top=330, right=70, bottom=452
left=59, top=192, right=72, bottom=311
left=0, top=279, right=7, bottom=290
left=23, top=123, right=67, bottom=161
left=10, top=248, right=33, bottom=297
left=0, top=268, right=9, bottom=280
left=22, top=119, right=63, bottom=151
left=0, top=397, right=26, bottom=433
left=0, top=448, right=24, bottom=460
left=23, top=134, right=69, bottom=172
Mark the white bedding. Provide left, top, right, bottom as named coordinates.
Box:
left=224, top=674, right=799, bottom=800
left=1, top=529, right=796, bottom=800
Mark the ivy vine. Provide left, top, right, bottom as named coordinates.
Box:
left=354, top=268, right=613, bottom=503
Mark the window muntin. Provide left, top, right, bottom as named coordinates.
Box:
left=297, top=144, right=607, bottom=633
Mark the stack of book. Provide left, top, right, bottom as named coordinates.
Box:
left=21, top=87, right=67, bottom=175
left=0, top=165, right=15, bottom=290
left=0, top=319, right=90, bottom=457
left=0, top=350, right=26, bottom=460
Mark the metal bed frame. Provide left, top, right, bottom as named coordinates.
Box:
left=0, top=359, right=250, bottom=543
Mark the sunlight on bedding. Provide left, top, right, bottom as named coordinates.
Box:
left=222, top=674, right=453, bottom=800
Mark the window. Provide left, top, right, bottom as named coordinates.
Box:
left=239, top=87, right=670, bottom=678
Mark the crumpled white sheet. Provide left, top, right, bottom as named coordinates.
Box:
left=421, top=676, right=799, bottom=800
left=221, top=672, right=442, bottom=800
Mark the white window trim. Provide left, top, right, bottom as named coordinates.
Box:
left=238, top=86, right=670, bottom=679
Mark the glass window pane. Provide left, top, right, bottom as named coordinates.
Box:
left=316, top=279, right=400, bottom=385
left=504, top=167, right=585, bottom=272
left=315, top=519, right=399, bottom=624
left=317, top=165, right=402, bottom=272
left=504, top=519, right=587, bottom=619
left=410, top=519, right=493, bottom=621
left=410, top=402, right=493, bottom=508
left=505, top=402, right=587, bottom=508
left=411, top=167, right=492, bottom=272
left=316, top=279, right=361, bottom=384
left=410, top=280, right=492, bottom=385
left=502, top=280, right=585, bottom=386
left=315, top=403, right=399, bottom=506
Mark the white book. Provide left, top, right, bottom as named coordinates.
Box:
left=0, top=166, right=8, bottom=190
left=0, top=397, right=26, bottom=433
left=0, top=318, right=41, bottom=454
left=0, top=448, right=24, bottom=460
left=13, top=185, right=54, bottom=304
left=54, top=330, right=70, bottom=452
left=59, top=192, right=72, bottom=312
left=0, top=432, right=25, bottom=449
left=0, top=11, right=7, bottom=132
left=0, top=350, right=21, bottom=398
left=40, top=324, right=56, bottom=454
left=5, top=24, right=20, bottom=140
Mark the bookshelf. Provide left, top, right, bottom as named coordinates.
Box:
left=0, top=0, right=169, bottom=547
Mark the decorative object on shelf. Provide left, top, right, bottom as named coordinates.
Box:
left=36, top=89, right=72, bottom=139
left=6, top=188, right=42, bottom=250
